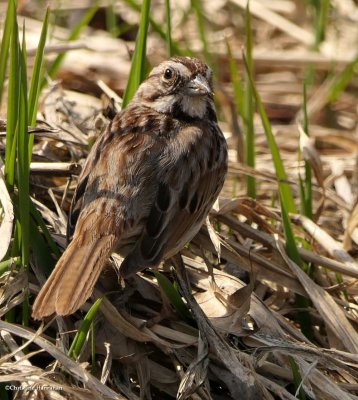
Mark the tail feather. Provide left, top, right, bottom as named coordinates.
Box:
left=32, top=234, right=115, bottom=319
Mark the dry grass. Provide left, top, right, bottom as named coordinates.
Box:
left=0, top=0, right=358, bottom=399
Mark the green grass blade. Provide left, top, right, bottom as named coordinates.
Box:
left=68, top=298, right=102, bottom=359
left=226, top=41, right=244, bottom=119
left=18, top=25, right=31, bottom=327
left=244, top=2, right=256, bottom=198
left=328, top=54, right=358, bottom=103
left=281, top=192, right=313, bottom=339
left=28, top=8, right=49, bottom=128
left=303, top=82, right=309, bottom=136
left=29, top=216, right=57, bottom=278
left=5, top=221, right=19, bottom=323
left=27, top=8, right=49, bottom=164
left=91, top=321, right=96, bottom=373
left=17, top=25, right=30, bottom=269
left=301, top=82, right=313, bottom=219
left=303, top=85, right=313, bottom=219
left=227, top=40, right=245, bottom=163
left=243, top=44, right=312, bottom=338
left=122, top=0, right=184, bottom=56
left=5, top=1, right=20, bottom=187
left=314, top=0, right=330, bottom=48
left=0, top=0, right=15, bottom=106
left=288, top=356, right=307, bottom=400
left=280, top=193, right=301, bottom=266
left=11, top=218, right=21, bottom=258
left=122, top=0, right=151, bottom=107
left=154, top=271, right=193, bottom=324
left=165, top=0, right=173, bottom=57
left=6, top=128, right=17, bottom=188
left=243, top=53, right=296, bottom=213
left=105, top=1, right=117, bottom=37
left=0, top=257, right=20, bottom=276
left=191, top=0, right=211, bottom=63
left=30, top=201, right=61, bottom=259
left=46, top=3, right=99, bottom=84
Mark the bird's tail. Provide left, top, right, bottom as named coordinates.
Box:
left=32, top=233, right=116, bottom=319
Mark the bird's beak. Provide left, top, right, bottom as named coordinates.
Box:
left=186, top=74, right=212, bottom=96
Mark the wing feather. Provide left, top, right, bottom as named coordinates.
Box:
left=120, top=123, right=227, bottom=277
left=33, top=107, right=160, bottom=318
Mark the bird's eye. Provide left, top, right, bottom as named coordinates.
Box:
left=163, top=68, right=174, bottom=80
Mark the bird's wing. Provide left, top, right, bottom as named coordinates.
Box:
left=120, top=123, right=227, bottom=277
left=32, top=108, right=162, bottom=318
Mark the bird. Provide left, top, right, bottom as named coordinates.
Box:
left=32, top=56, right=228, bottom=319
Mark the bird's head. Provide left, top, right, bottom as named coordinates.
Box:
left=134, top=57, right=214, bottom=119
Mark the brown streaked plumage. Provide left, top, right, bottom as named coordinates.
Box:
left=32, top=57, right=228, bottom=319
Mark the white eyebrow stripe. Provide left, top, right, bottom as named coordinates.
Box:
left=170, top=62, right=191, bottom=76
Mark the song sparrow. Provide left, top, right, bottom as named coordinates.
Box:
left=32, top=57, right=228, bottom=318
